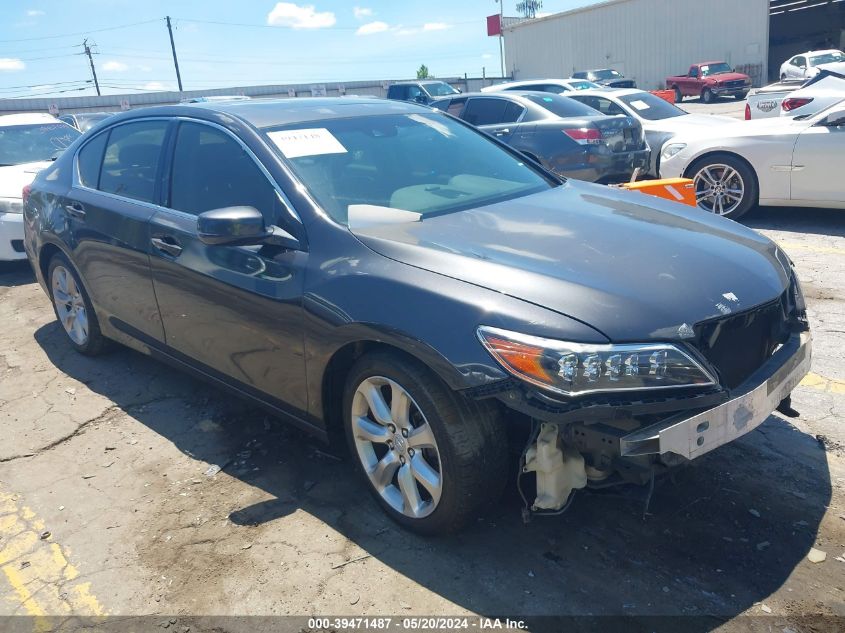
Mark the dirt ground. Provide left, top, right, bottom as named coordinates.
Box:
left=1, top=204, right=844, bottom=633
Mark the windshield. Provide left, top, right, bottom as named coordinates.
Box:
left=424, top=82, right=460, bottom=97
left=264, top=113, right=555, bottom=225
left=568, top=80, right=600, bottom=90
left=592, top=69, right=622, bottom=80
left=618, top=93, right=687, bottom=120
left=522, top=93, right=603, bottom=117
left=0, top=123, right=80, bottom=166
left=809, top=51, right=845, bottom=66
left=701, top=63, right=732, bottom=76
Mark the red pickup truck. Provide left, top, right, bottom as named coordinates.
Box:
left=666, top=62, right=752, bottom=103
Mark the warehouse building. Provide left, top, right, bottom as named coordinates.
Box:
left=503, top=0, right=845, bottom=89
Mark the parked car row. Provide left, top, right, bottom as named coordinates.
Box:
left=19, top=97, right=812, bottom=534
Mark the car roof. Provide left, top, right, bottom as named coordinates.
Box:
left=100, top=97, right=432, bottom=130
left=569, top=88, right=641, bottom=97
left=392, top=80, right=448, bottom=86
left=699, top=61, right=729, bottom=65
left=0, top=113, right=62, bottom=127
left=801, top=49, right=843, bottom=56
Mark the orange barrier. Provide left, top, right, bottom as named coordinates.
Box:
left=618, top=178, right=696, bottom=207
left=649, top=89, right=676, bottom=104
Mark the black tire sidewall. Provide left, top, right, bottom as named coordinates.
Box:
left=702, top=88, right=713, bottom=103
left=47, top=253, right=106, bottom=355
left=342, top=352, right=502, bottom=535
left=687, top=154, right=758, bottom=220
left=674, top=87, right=682, bottom=103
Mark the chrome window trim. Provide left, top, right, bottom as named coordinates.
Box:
left=71, top=115, right=303, bottom=226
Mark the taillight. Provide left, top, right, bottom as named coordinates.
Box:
left=22, top=184, right=31, bottom=205
left=744, top=103, right=751, bottom=120
left=563, top=127, right=602, bottom=144
left=782, top=97, right=813, bottom=112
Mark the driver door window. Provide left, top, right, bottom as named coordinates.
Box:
left=169, top=121, right=282, bottom=224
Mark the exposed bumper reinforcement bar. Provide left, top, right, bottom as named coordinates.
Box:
left=620, top=331, right=811, bottom=460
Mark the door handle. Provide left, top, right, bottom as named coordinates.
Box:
left=150, top=236, right=183, bottom=257
left=65, top=202, right=86, bottom=219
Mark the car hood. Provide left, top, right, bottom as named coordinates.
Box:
left=643, top=113, right=739, bottom=133
left=815, top=61, right=845, bottom=75
left=350, top=181, right=789, bottom=342
left=0, top=161, right=51, bottom=199
left=708, top=72, right=750, bottom=83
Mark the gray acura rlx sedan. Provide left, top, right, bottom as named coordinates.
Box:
left=23, top=97, right=811, bottom=534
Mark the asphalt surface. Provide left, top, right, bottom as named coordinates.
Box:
left=1, top=119, right=844, bottom=631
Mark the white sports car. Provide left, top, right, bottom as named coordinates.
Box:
left=659, top=99, right=845, bottom=219
left=780, top=49, right=845, bottom=80
left=566, top=88, right=737, bottom=175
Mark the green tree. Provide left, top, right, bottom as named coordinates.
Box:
left=516, top=0, right=543, bottom=18
left=416, top=64, right=431, bottom=79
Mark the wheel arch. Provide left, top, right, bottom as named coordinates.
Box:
left=319, top=338, right=480, bottom=436
left=683, top=150, right=761, bottom=197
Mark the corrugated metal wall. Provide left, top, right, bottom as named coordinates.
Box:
left=503, top=0, right=769, bottom=90
left=0, top=77, right=503, bottom=115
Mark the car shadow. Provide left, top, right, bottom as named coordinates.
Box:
left=745, top=206, right=845, bottom=238
left=33, top=322, right=832, bottom=625
left=0, top=260, right=35, bottom=287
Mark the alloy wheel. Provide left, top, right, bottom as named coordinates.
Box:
left=350, top=376, right=443, bottom=519
left=51, top=265, right=89, bottom=345
left=693, top=163, right=745, bottom=216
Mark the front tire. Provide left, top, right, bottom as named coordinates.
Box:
left=48, top=253, right=109, bottom=355
left=734, top=92, right=748, bottom=101
left=701, top=87, right=714, bottom=104
left=343, top=352, right=508, bottom=535
left=686, top=153, right=758, bottom=220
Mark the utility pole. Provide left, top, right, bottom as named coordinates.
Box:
left=165, top=16, right=184, bottom=91
left=83, top=39, right=100, bottom=96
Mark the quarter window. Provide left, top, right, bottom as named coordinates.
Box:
left=169, top=121, right=280, bottom=220
left=98, top=121, right=168, bottom=203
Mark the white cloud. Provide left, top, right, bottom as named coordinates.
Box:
left=0, top=58, right=25, bottom=71
left=143, top=81, right=168, bottom=91
left=102, top=60, right=129, bottom=72
left=267, top=3, right=336, bottom=29
left=423, top=22, right=452, bottom=31
left=356, top=21, right=389, bottom=35
left=353, top=7, right=373, bottom=19
left=26, top=9, right=45, bottom=17
left=481, top=53, right=493, bottom=59
left=137, top=64, right=153, bottom=73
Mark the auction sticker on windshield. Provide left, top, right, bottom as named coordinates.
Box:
left=630, top=100, right=650, bottom=110
left=267, top=128, right=347, bottom=158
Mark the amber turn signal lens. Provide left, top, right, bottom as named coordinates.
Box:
left=481, top=335, right=552, bottom=384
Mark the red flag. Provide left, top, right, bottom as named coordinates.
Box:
left=487, top=14, right=501, bottom=36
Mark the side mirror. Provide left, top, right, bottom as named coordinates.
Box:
left=197, top=206, right=300, bottom=250
left=414, top=94, right=428, bottom=104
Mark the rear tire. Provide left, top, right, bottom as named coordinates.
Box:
left=343, top=351, right=508, bottom=535
left=686, top=153, right=758, bottom=220
left=47, top=253, right=109, bottom=356
left=701, top=88, right=714, bottom=104
left=673, top=86, right=683, bottom=103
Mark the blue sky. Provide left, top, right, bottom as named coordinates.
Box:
left=0, top=1, right=601, bottom=98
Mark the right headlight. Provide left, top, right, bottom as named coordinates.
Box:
left=661, top=143, right=686, bottom=161
left=0, top=197, right=23, bottom=214
left=478, top=326, right=715, bottom=397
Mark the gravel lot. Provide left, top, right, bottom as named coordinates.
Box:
left=1, top=165, right=844, bottom=629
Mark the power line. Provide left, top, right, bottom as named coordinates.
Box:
left=0, top=18, right=161, bottom=43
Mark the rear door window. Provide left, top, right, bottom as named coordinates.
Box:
left=461, top=98, right=509, bottom=125
left=98, top=121, right=168, bottom=203
left=169, top=121, right=281, bottom=222
left=77, top=132, right=108, bottom=189
left=502, top=102, right=525, bottom=123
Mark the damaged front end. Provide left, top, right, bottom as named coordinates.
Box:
left=479, top=277, right=811, bottom=517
